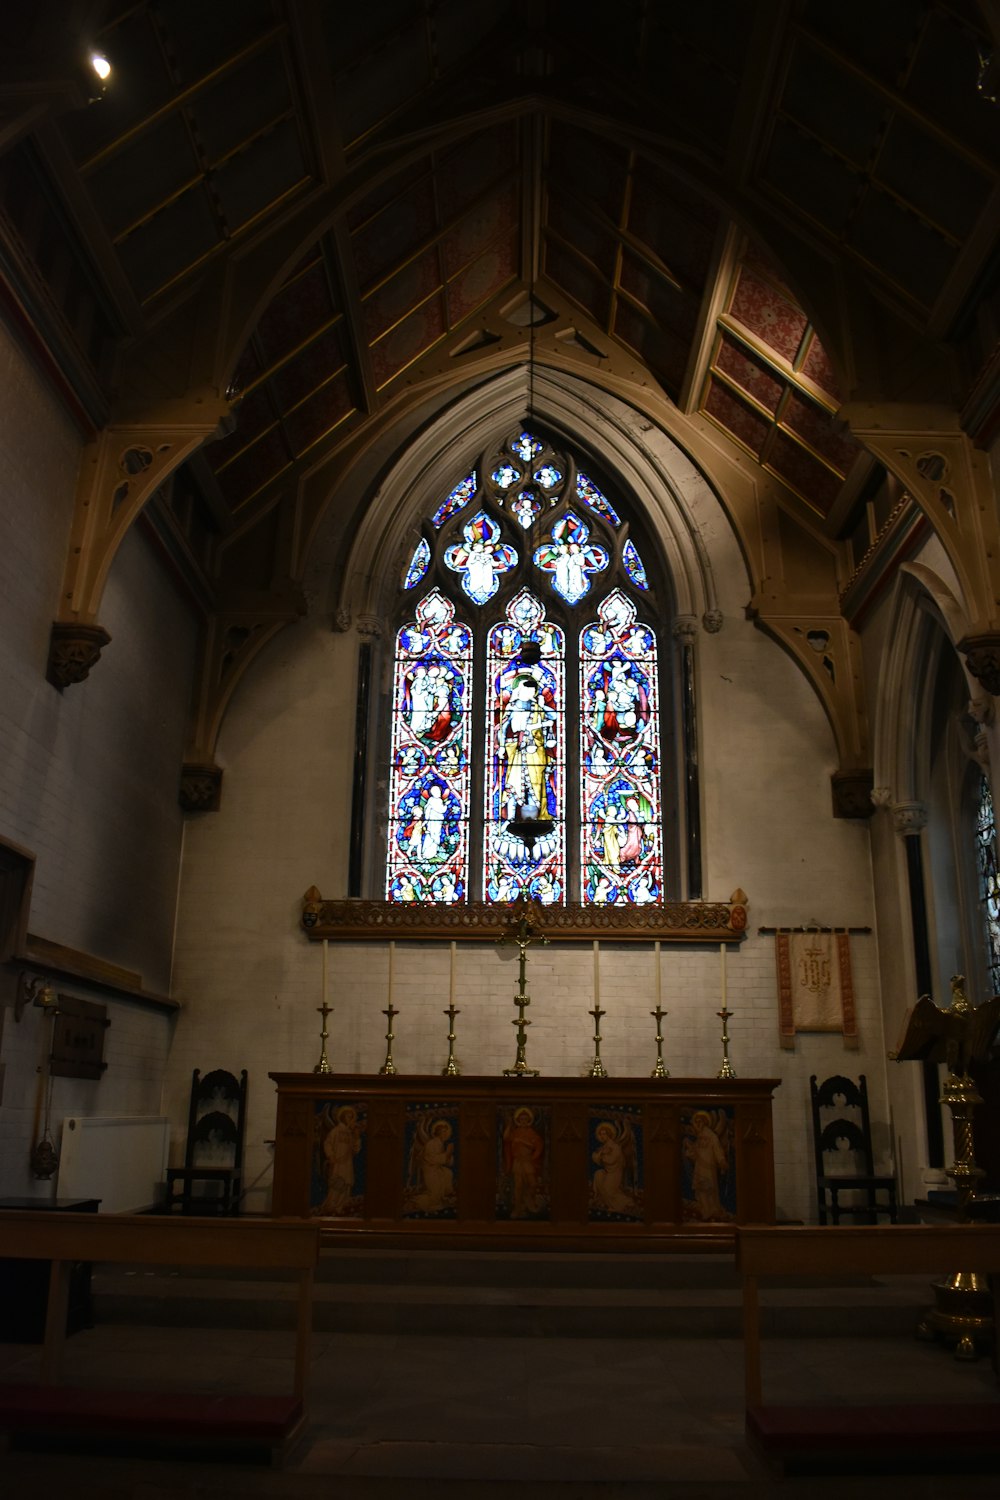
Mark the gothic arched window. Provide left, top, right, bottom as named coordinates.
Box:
left=385, top=429, right=671, bottom=906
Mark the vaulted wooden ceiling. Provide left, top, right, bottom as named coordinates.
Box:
left=1, top=0, right=998, bottom=584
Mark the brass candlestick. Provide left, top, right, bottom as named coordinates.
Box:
left=587, top=1002, right=608, bottom=1078
left=379, top=1002, right=398, bottom=1076
left=314, top=1000, right=333, bottom=1075
left=716, top=1006, right=736, bottom=1079
left=442, top=1002, right=461, bottom=1076
left=651, top=1004, right=669, bottom=1078
left=499, top=899, right=547, bottom=1076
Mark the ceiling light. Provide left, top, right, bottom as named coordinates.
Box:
left=90, top=52, right=111, bottom=81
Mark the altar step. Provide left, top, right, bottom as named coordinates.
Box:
left=90, top=1248, right=933, bottom=1341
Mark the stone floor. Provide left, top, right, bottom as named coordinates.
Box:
left=0, top=1255, right=998, bottom=1497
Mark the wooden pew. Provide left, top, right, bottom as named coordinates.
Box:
left=735, top=1224, right=1000, bottom=1473
left=0, top=1212, right=322, bottom=1462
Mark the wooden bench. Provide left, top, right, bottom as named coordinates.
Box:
left=736, top=1224, right=1000, bottom=1474
left=0, top=1211, right=321, bottom=1463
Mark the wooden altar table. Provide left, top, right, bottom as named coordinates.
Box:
left=269, top=1073, right=780, bottom=1247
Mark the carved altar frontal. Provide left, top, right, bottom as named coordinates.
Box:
left=270, top=1073, right=780, bottom=1248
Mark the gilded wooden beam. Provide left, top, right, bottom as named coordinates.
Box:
left=301, top=888, right=748, bottom=944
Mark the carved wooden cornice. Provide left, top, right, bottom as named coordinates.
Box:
left=301, top=888, right=749, bottom=944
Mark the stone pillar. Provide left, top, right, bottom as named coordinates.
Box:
left=891, top=799, right=945, bottom=1168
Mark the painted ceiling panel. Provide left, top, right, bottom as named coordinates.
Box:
left=780, top=392, right=859, bottom=475
left=547, top=192, right=619, bottom=283
left=446, top=234, right=517, bottom=322
left=335, top=19, right=431, bottom=146
left=440, top=185, right=519, bottom=280
left=799, top=335, right=842, bottom=404
left=767, top=431, right=844, bottom=514
left=876, top=116, right=991, bottom=241
left=548, top=124, right=628, bottom=222
left=781, top=37, right=889, bottom=168
left=116, top=182, right=219, bottom=300
left=187, top=45, right=293, bottom=162
left=728, top=267, right=809, bottom=365
left=714, top=336, right=784, bottom=415
left=270, top=330, right=348, bottom=411
left=372, top=294, right=448, bottom=389
left=762, top=121, right=863, bottom=239
left=544, top=241, right=611, bottom=331
left=86, top=113, right=199, bottom=240
left=613, top=304, right=688, bottom=398
left=352, top=169, right=437, bottom=289
left=282, top=374, right=356, bottom=455
left=848, top=188, right=957, bottom=308
left=212, top=118, right=306, bottom=234
left=212, top=426, right=290, bottom=507
left=363, top=251, right=442, bottom=343
left=703, top=377, right=771, bottom=454
left=436, top=127, right=518, bottom=221
left=256, top=261, right=338, bottom=366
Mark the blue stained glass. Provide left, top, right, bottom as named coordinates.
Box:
left=511, top=489, right=542, bottom=528
left=492, top=464, right=521, bottom=489
left=577, top=473, right=620, bottom=527
left=534, top=465, right=562, bottom=488
left=484, top=590, right=565, bottom=902
left=404, top=537, right=430, bottom=588
left=580, top=590, right=663, bottom=907
left=511, top=431, right=542, bottom=461
left=534, top=513, right=609, bottom=603
left=386, top=590, right=471, bottom=904
left=622, top=539, right=649, bottom=590
left=444, top=511, right=518, bottom=604
left=432, top=473, right=477, bottom=528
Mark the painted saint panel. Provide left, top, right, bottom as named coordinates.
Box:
left=386, top=590, right=471, bottom=903
left=679, top=1106, right=736, bottom=1224
left=311, top=1101, right=367, bottom=1218
left=588, top=1107, right=644, bottom=1222
left=403, top=1102, right=458, bottom=1219
left=444, top=510, right=517, bottom=604
left=580, top=589, right=663, bottom=905
left=496, top=1103, right=550, bottom=1220
left=485, top=589, right=564, bottom=903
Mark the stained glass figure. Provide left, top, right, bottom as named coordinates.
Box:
left=976, top=774, right=1000, bottom=995
left=511, top=488, right=542, bottom=529
left=432, top=472, right=477, bottom=528
left=404, top=536, right=430, bottom=589
left=485, top=590, right=564, bottom=902
left=444, top=511, right=517, bottom=604
left=622, top=538, right=649, bottom=590
left=511, top=431, right=542, bottom=462
left=386, top=591, right=471, bottom=903
left=534, top=464, right=562, bottom=488
left=492, top=463, right=521, bottom=490
left=534, top=512, right=609, bottom=604
left=577, top=472, right=621, bottom=527
left=580, top=590, right=662, bottom=905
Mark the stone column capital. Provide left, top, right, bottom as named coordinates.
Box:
left=892, top=801, right=928, bottom=836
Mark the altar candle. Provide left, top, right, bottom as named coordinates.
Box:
left=654, top=940, right=661, bottom=1006
left=720, top=942, right=727, bottom=1005
left=322, top=938, right=328, bottom=1007
left=388, top=940, right=395, bottom=1001
left=449, top=940, right=456, bottom=1005
left=593, top=939, right=600, bottom=1002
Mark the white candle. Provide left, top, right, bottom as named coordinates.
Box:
left=449, top=940, right=456, bottom=1005
left=322, top=938, right=328, bottom=1007
left=388, top=940, right=395, bottom=1001
left=720, top=942, right=727, bottom=1005
left=654, top=940, right=661, bottom=1006
left=593, top=939, right=600, bottom=1002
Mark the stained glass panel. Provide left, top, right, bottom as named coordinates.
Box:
left=511, top=488, right=542, bottom=528
left=580, top=590, right=663, bottom=905
left=976, top=775, right=1000, bottom=994
left=577, top=472, right=621, bottom=527
left=492, top=464, right=521, bottom=489
left=534, top=465, right=562, bottom=488
left=485, top=590, right=565, bottom=903
left=432, top=472, right=477, bottom=528
left=444, top=511, right=517, bottom=603
left=511, top=431, right=543, bottom=462
left=386, top=591, right=472, bottom=903
left=404, top=536, right=430, bottom=589
left=622, top=538, right=649, bottom=590
left=534, top=512, right=609, bottom=603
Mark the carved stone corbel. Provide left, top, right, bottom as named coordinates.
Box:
left=959, top=634, right=1000, bottom=696
left=892, top=800, right=928, bottom=837
left=179, top=763, right=223, bottom=812
left=830, top=768, right=875, bottom=819
left=46, top=622, right=111, bottom=690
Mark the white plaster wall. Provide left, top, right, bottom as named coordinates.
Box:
left=169, top=424, right=889, bottom=1223
left=0, top=317, right=195, bottom=1194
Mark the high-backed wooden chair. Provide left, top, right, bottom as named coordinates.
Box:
left=809, top=1073, right=897, bottom=1225
left=164, top=1068, right=248, bottom=1215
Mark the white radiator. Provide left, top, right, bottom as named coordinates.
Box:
left=56, top=1115, right=170, bottom=1213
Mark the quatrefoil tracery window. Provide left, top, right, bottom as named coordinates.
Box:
left=385, top=429, right=667, bottom=906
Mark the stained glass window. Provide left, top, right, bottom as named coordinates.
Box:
left=485, top=591, right=565, bottom=902
left=975, top=774, right=1000, bottom=994
left=580, top=592, right=662, bottom=904
left=386, top=591, right=472, bottom=903
left=386, top=429, right=667, bottom=906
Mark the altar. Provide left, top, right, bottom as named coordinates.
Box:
left=269, top=1073, right=780, bottom=1246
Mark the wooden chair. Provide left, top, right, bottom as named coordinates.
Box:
left=164, top=1068, right=247, bottom=1215
left=809, top=1073, right=897, bottom=1225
